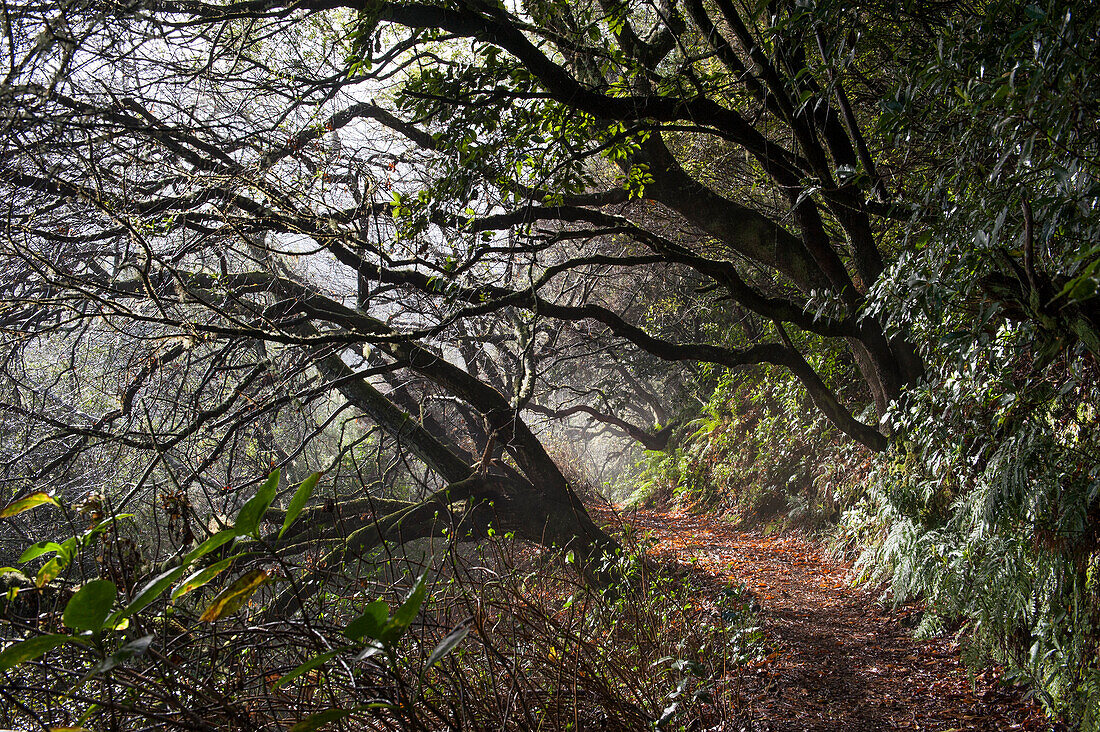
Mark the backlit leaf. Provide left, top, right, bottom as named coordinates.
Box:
left=379, top=573, right=427, bottom=644
left=235, top=470, right=279, bottom=537
left=36, top=555, right=67, bottom=587
left=184, top=528, right=238, bottom=563
left=171, top=556, right=235, bottom=601
left=279, top=472, right=320, bottom=539
left=117, top=565, right=189, bottom=619
left=199, top=568, right=270, bottom=622
left=1, top=492, right=59, bottom=518
left=19, top=541, right=62, bottom=563
left=390, top=573, right=427, bottom=629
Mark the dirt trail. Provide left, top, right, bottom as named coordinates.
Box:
left=619, top=507, right=1052, bottom=732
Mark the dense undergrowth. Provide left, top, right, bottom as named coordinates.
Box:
left=844, top=349, right=1100, bottom=728
left=0, top=491, right=764, bottom=731
left=2, top=0, right=1099, bottom=729
left=631, top=358, right=873, bottom=531
left=632, top=1, right=1100, bottom=727
left=634, top=338, right=1100, bottom=729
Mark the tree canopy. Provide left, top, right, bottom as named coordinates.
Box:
left=2, top=0, right=1100, bottom=727
left=1, top=0, right=930, bottom=554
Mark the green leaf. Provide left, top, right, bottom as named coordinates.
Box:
left=105, top=634, right=153, bottom=668
left=235, top=470, right=280, bottom=537
left=1053, top=258, right=1100, bottom=303
left=273, top=646, right=349, bottom=690
left=287, top=708, right=353, bottom=732
left=427, top=618, right=472, bottom=667
left=344, top=599, right=389, bottom=641
left=118, top=565, right=190, bottom=619
left=19, top=541, right=62, bottom=563
left=36, top=555, right=67, bottom=588
left=56, top=536, right=77, bottom=561
left=79, top=635, right=153, bottom=683
left=199, top=568, right=270, bottom=622
left=391, top=574, right=427, bottom=627
left=1, top=492, right=60, bottom=518
left=171, top=556, right=235, bottom=601
left=279, top=473, right=320, bottom=539
left=379, top=574, right=427, bottom=644
left=79, top=515, right=135, bottom=548
left=114, top=525, right=247, bottom=622
left=184, top=528, right=239, bottom=563
left=63, top=580, right=117, bottom=631
left=76, top=703, right=99, bottom=726
left=0, top=634, right=84, bottom=672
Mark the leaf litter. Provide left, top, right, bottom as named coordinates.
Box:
left=601, top=506, right=1056, bottom=732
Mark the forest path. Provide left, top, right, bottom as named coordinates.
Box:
left=611, top=507, right=1051, bottom=732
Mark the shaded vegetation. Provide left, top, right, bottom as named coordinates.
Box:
left=1, top=491, right=762, bottom=730
left=1, top=0, right=1099, bottom=728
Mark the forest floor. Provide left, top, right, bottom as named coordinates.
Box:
left=605, top=506, right=1056, bottom=732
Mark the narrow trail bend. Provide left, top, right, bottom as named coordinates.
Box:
left=618, top=507, right=1052, bottom=732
